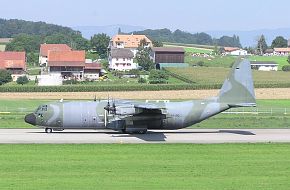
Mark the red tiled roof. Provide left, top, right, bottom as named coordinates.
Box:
left=274, top=48, right=290, bottom=52
left=224, top=47, right=240, bottom=52
left=48, top=51, right=85, bottom=67
left=40, top=44, right=71, bottom=57
left=0, top=52, right=26, bottom=69
left=85, top=63, right=102, bottom=70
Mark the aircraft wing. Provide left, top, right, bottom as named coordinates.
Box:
left=134, top=103, right=166, bottom=110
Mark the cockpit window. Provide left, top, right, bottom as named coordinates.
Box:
left=35, top=105, right=48, bottom=113
left=41, top=105, right=48, bottom=112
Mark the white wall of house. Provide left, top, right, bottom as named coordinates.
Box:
left=84, top=73, right=100, bottom=80
left=39, top=56, right=48, bottom=66
left=109, top=57, right=137, bottom=71
left=230, top=49, right=248, bottom=56
left=252, top=65, right=278, bottom=71
left=38, top=74, right=63, bottom=86
left=274, top=51, right=290, bottom=56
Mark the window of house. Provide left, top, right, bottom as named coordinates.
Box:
left=123, top=58, right=126, bottom=61
left=127, top=63, right=131, bottom=66
left=116, top=58, right=119, bottom=61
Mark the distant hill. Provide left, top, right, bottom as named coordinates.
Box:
left=73, top=25, right=146, bottom=39
left=206, top=28, right=290, bottom=47
left=129, top=28, right=242, bottom=48
left=0, top=18, right=79, bottom=38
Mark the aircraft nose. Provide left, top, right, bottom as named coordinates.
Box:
left=25, top=113, right=36, bottom=125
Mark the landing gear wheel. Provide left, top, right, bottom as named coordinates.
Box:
left=45, top=128, right=53, bottom=133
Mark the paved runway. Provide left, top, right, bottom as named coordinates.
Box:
left=1, top=128, right=290, bottom=144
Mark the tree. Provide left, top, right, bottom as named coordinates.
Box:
left=152, top=40, right=163, bottom=47
left=288, top=55, right=290, bottom=64
left=256, top=35, right=268, bottom=55
left=6, top=34, right=42, bottom=53
left=0, top=70, right=12, bottom=85
left=118, top=28, right=122, bottom=34
left=16, top=76, right=29, bottom=85
left=136, top=39, right=154, bottom=71
left=271, top=36, right=287, bottom=48
left=90, top=33, right=110, bottom=58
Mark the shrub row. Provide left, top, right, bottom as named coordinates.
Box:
left=1, top=83, right=290, bottom=92
left=0, top=84, right=222, bottom=92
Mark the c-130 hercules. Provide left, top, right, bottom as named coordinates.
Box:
left=25, top=59, right=256, bottom=134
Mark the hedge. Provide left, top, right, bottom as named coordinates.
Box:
left=1, top=83, right=290, bottom=92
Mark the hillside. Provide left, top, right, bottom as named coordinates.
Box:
left=0, top=18, right=89, bottom=53
left=0, top=18, right=79, bottom=38
left=129, top=28, right=242, bottom=47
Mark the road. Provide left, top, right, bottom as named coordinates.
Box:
left=0, top=129, right=290, bottom=144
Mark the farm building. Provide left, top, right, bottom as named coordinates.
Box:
left=151, top=47, right=185, bottom=65
left=250, top=61, right=278, bottom=71
left=47, top=50, right=101, bottom=81
left=224, top=47, right=248, bottom=56
left=274, top=48, right=290, bottom=55
left=108, top=48, right=137, bottom=71
left=39, top=44, right=72, bottom=66
left=0, top=51, right=26, bottom=81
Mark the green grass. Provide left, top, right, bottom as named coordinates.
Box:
left=249, top=56, right=289, bottom=69
left=167, top=67, right=290, bottom=86
left=0, top=44, right=5, bottom=51
left=1, top=99, right=290, bottom=129
left=185, top=55, right=236, bottom=67
left=0, top=144, right=290, bottom=190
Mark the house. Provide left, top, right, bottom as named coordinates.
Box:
left=47, top=50, right=85, bottom=80
left=0, top=51, right=26, bottom=81
left=274, top=48, right=290, bottom=55
left=224, top=47, right=248, bottom=56
left=288, top=39, right=290, bottom=47
left=109, top=34, right=152, bottom=55
left=39, top=44, right=71, bottom=66
left=84, top=59, right=102, bottom=81
left=250, top=61, right=278, bottom=71
left=264, top=49, right=274, bottom=56
left=151, top=47, right=185, bottom=65
left=109, top=48, right=137, bottom=71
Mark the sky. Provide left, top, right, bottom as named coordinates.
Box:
left=0, top=0, right=289, bottom=32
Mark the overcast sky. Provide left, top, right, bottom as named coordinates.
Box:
left=0, top=0, right=289, bottom=32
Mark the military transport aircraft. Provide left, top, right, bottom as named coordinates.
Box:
left=25, top=59, right=256, bottom=134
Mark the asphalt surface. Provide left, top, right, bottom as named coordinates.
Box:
left=1, top=128, right=290, bottom=144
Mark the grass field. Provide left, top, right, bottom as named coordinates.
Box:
left=1, top=99, right=290, bottom=129
left=167, top=67, right=290, bottom=86
left=0, top=44, right=5, bottom=51
left=0, top=144, right=290, bottom=190
left=249, top=56, right=289, bottom=69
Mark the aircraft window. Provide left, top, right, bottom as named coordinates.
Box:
left=41, top=105, right=48, bottom=112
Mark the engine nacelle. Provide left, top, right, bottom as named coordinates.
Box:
left=115, top=105, right=142, bottom=115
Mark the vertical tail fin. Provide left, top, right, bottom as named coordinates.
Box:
left=218, top=59, right=256, bottom=107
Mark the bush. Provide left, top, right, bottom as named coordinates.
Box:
left=0, top=70, right=12, bottom=85
left=282, top=65, right=290, bottom=72
left=149, top=70, right=169, bottom=84
left=16, top=76, right=29, bottom=85
left=196, top=61, right=205, bottom=67
left=138, top=77, right=147, bottom=84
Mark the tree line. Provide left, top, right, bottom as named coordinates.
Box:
left=128, top=28, right=242, bottom=48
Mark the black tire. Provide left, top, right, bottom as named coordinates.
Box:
left=45, top=128, right=53, bottom=133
